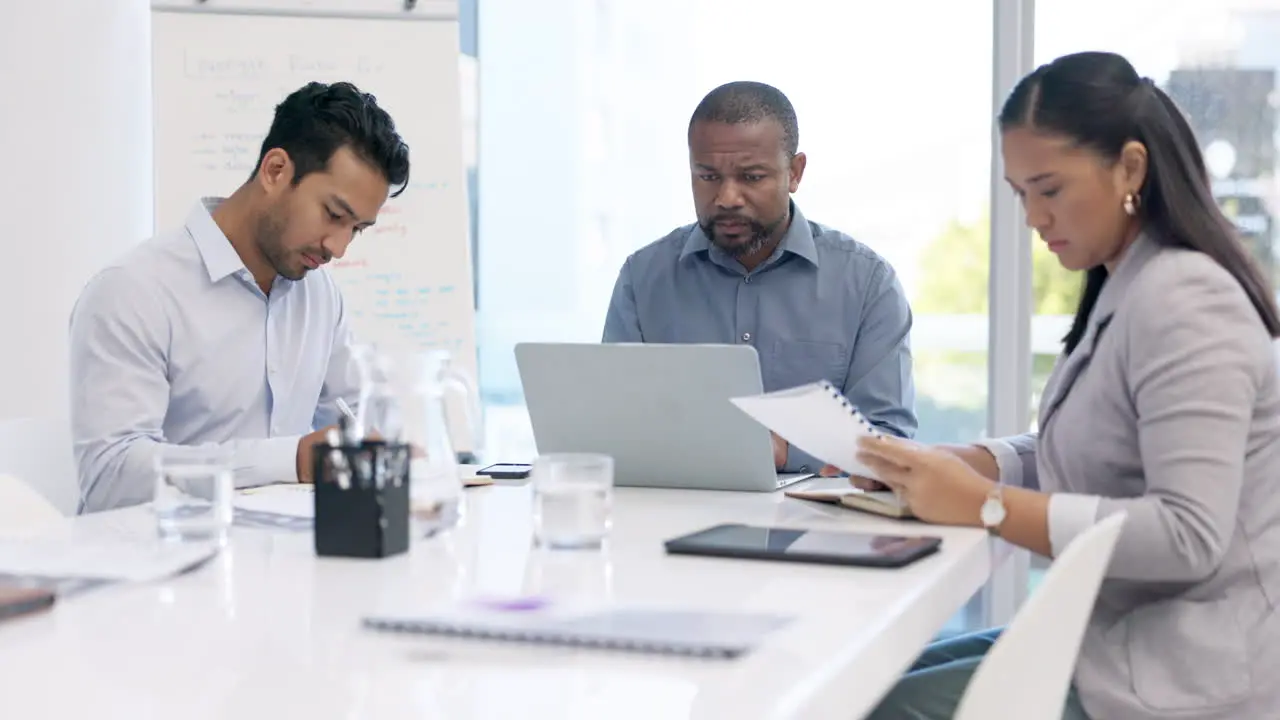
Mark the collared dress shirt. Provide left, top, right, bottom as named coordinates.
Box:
left=603, top=203, right=916, bottom=472
left=70, top=198, right=359, bottom=512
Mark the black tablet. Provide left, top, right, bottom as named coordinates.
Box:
left=664, top=523, right=942, bottom=568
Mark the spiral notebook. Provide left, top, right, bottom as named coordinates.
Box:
left=730, top=380, right=883, bottom=480
left=363, top=604, right=792, bottom=659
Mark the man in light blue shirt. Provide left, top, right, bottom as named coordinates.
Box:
left=603, top=81, right=916, bottom=473
left=70, top=81, right=410, bottom=512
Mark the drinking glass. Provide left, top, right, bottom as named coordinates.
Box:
left=531, top=453, right=614, bottom=550
left=153, top=446, right=234, bottom=544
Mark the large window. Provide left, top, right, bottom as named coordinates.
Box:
left=1033, top=0, right=1280, bottom=419
left=1028, top=0, right=1280, bottom=588
left=478, top=0, right=995, bottom=634
left=478, top=0, right=995, bottom=461
left=478, top=0, right=1273, bottom=624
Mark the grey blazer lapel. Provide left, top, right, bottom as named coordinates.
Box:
left=1040, top=314, right=1113, bottom=427
left=1039, top=233, right=1162, bottom=428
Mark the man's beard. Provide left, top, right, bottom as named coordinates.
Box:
left=699, top=213, right=784, bottom=258
left=254, top=207, right=305, bottom=281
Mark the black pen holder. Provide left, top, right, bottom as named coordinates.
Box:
left=313, top=440, right=411, bottom=559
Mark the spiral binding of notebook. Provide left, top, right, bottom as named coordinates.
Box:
left=729, top=380, right=885, bottom=480
left=362, top=607, right=791, bottom=659
left=363, top=617, right=736, bottom=658
left=818, top=380, right=882, bottom=439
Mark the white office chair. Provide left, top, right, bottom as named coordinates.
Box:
left=953, top=512, right=1127, bottom=720
left=0, top=417, right=79, bottom=516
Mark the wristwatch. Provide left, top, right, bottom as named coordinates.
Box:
left=980, top=484, right=1007, bottom=536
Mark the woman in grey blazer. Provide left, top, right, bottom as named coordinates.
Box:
left=861, top=51, right=1280, bottom=720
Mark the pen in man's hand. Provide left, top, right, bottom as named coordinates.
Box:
left=336, top=398, right=357, bottom=423
left=335, top=398, right=362, bottom=445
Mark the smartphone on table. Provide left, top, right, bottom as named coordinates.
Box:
left=476, top=463, right=533, bottom=480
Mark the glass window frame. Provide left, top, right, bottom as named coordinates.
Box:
left=984, top=0, right=1037, bottom=626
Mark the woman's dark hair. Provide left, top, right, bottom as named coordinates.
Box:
left=999, top=51, right=1280, bottom=352
left=252, top=81, right=411, bottom=197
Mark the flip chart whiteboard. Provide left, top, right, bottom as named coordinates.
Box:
left=151, top=1, right=478, bottom=450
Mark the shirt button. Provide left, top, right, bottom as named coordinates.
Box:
left=742, top=332, right=752, bottom=342
left=744, top=275, right=753, bottom=284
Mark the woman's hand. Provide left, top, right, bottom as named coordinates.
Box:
left=854, top=435, right=996, bottom=527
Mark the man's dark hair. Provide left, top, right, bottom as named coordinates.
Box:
left=1001, top=51, right=1280, bottom=351
left=252, top=81, right=411, bottom=197
left=688, top=81, right=799, bottom=157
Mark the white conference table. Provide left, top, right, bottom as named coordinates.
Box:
left=0, top=476, right=996, bottom=720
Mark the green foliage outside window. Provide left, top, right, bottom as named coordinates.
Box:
left=909, top=211, right=1082, bottom=443
left=913, top=211, right=1082, bottom=315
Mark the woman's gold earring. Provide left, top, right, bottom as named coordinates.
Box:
left=1123, top=192, right=1138, bottom=216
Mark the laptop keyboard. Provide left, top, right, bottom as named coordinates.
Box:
left=776, top=472, right=813, bottom=487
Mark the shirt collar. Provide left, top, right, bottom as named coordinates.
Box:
left=679, top=202, right=820, bottom=269
left=186, top=197, right=248, bottom=283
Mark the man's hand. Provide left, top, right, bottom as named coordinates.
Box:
left=771, top=432, right=788, bottom=469
left=296, top=425, right=338, bottom=483
left=818, top=464, right=890, bottom=491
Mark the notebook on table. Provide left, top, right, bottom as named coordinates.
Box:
left=363, top=602, right=793, bottom=659
left=731, top=381, right=913, bottom=519
left=783, top=487, right=913, bottom=519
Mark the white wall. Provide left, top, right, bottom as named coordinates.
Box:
left=0, top=0, right=153, bottom=421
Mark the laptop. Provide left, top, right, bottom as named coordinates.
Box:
left=514, top=342, right=813, bottom=492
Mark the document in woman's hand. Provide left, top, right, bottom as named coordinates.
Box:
left=730, top=381, right=883, bottom=480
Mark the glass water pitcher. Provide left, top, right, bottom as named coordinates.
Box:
left=350, top=345, right=482, bottom=536
left=406, top=349, right=482, bottom=535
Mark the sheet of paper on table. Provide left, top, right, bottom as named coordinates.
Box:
left=232, top=463, right=494, bottom=530
left=235, top=485, right=314, bottom=518
left=0, top=536, right=216, bottom=587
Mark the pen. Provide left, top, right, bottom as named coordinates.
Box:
left=335, top=397, right=365, bottom=447
left=336, top=398, right=357, bottom=423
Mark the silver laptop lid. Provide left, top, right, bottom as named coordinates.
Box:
left=514, top=342, right=791, bottom=492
